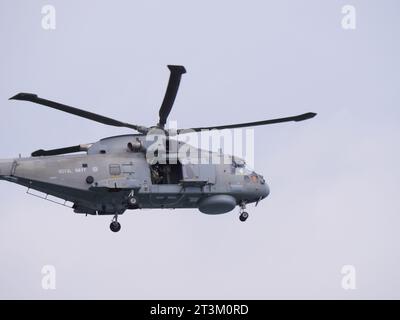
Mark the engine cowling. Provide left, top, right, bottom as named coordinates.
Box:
left=198, top=195, right=237, bottom=214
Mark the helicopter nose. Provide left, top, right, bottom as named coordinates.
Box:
left=256, top=174, right=269, bottom=199
left=261, top=181, right=270, bottom=199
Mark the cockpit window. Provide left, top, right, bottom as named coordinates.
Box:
left=250, top=175, right=259, bottom=183
left=243, top=173, right=261, bottom=183
left=232, top=157, right=257, bottom=177
left=234, top=166, right=253, bottom=176
left=232, top=157, right=246, bottom=168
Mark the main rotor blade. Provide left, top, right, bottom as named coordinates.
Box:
left=176, top=112, right=317, bottom=133
left=10, top=93, right=149, bottom=134
left=158, top=65, right=186, bottom=128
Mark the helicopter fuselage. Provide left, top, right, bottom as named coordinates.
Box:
left=0, top=135, right=269, bottom=217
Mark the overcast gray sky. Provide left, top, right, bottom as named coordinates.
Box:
left=0, top=0, right=399, bottom=299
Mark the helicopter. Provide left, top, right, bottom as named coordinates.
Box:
left=0, top=65, right=316, bottom=232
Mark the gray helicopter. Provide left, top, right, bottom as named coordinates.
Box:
left=0, top=65, right=316, bottom=232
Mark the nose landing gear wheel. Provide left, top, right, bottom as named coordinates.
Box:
left=110, top=214, right=121, bottom=232
left=239, top=211, right=249, bottom=222
left=239, top=201, right=248, bottom=222
left=110, top=221, right=121, bottom=232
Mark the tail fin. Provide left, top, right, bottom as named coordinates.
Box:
left=0, top=159, right=14, bottom=177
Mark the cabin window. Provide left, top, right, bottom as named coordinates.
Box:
left=109, top=164, right=121, bottom=176
left=122, top=164, right=134, bottom=174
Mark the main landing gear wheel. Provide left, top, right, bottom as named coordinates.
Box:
left=127, top=193, right=139, bottom=209
left=240, top=211, right=249, bottom=222
left=127, top=195, right=138, bottom=206
left=110, top=214, right=121, bottom=232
